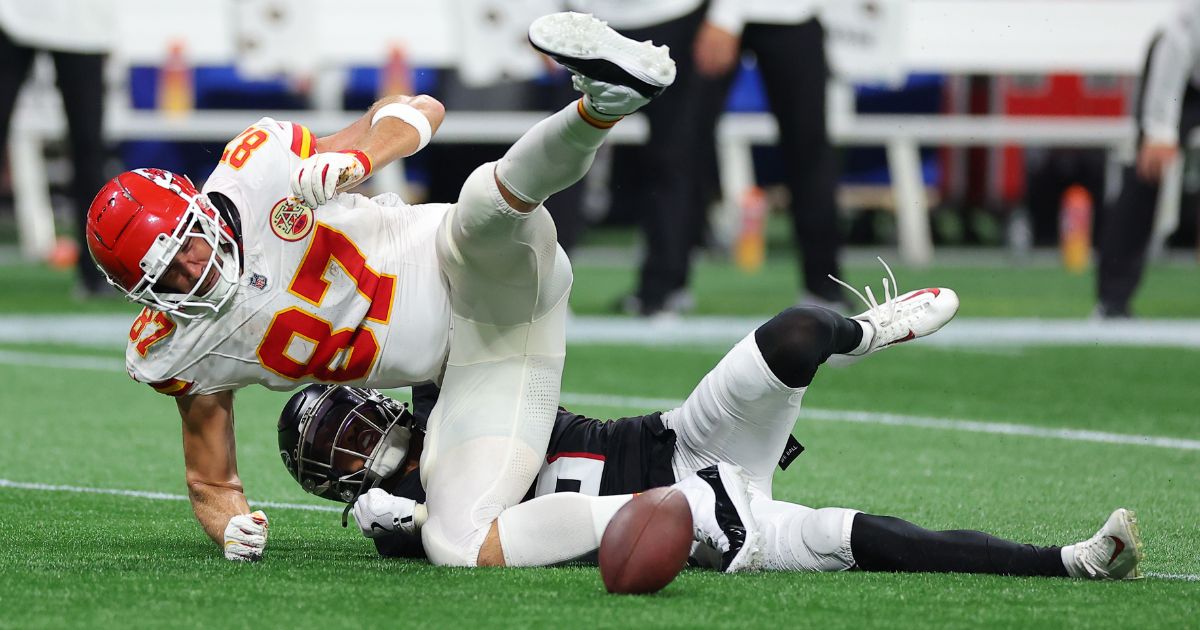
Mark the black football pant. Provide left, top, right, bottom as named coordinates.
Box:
left=612, top=5, right=708, bottom=312
left=851, top=514, right=1068, bottom=577
left=0, top=29, right=107, bottom=291
left=1097, top=33, right=1200, bottom=315
left=692, top=18, right=844, bottom=302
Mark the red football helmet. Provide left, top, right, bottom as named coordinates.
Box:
left=86, top=168, right=242, bottom=319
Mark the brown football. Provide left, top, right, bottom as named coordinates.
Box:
left=598, top=486, right=694, bottom=594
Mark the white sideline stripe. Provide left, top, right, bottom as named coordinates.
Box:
left=1146, top=572, right=1200, bottom=582
left=0, top=478, right=340, bottom=513
left=2, top=478, right=1198, bottom=581
left=1, top=350, right=1198, bottom=453
left=559, top=393, right=1200, bottom=451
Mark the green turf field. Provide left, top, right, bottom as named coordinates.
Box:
left=1, top=255, right=1197, bottom=628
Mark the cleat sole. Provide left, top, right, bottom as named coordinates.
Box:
left=529, top=12, right=676, bottom=98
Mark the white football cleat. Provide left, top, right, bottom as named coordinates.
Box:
left=1061, top=508, right=1144, bottom=580
left=528, top=12, right=676, bottom=117
left=673, top=463, right=763, bottom=573
left=831, top=258, right=959, bottom=355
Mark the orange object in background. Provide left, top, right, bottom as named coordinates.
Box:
left=380, top=45, right=412, bottom=98
left=47, top=236, right=79, bottom=270
left=158, top=41, right=194, bottom=117
left=734, top=186, right=767, bottom=273
left=1060, top=185, right=1092, bottom=273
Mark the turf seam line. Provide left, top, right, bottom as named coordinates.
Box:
left=0, top=478, right=341, bottom=513
left=3, top=350, right=1198, bottom=452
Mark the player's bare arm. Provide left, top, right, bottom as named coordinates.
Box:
left=317, top=94, right=446, bottom=165
left=179, top=391, right=269, bottom=561
left=291, top=94, right=446, bottom=208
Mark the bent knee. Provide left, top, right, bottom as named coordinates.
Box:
left=421, top=515, right=492, bottom=567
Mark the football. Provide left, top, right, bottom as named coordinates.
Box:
left=598, top=487, right=694, bottom=594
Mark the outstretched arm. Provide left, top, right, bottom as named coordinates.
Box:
left=315, top=94, right=446, bottom=169
left=292, top=94, right=445, bottom=207
left=178, top=391, right=269, bottom=560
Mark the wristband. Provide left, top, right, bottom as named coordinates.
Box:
left=371, top=103, right=433, bottom=152
left=339, top=150, right=373, bottom=177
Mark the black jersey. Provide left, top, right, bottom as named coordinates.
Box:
left=536, top=409, right=677, bottom=497
left=371, top=405, right=678, bottom=558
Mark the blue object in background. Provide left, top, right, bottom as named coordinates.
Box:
left=725, top=60, right=769, bottom=113
left=843, top=74, right=944, bottom=188
left=720, top=63, right=943, bottom=190
left=121, top=65, right=443, bottom=185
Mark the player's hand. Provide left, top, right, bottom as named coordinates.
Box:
left=694, top=21, right=740, bottom=77
left=1137, top=141, right=1179, bottom=182
left=352, top=488, right=418, bottom=539
left=291, top=151, right=373, bottom=208
left=223, top=510, right=269, bottom=561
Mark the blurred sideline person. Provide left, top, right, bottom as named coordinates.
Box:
left=1097, top=0, right=1200, bottom=318
left=564, top=0, right=709, bottom=316
left=280, top=288, right=1143, bottom=580
left=691, top=0, right=848, bottom=309
left=0, top=0, right=111, bottom=296
left=84, top=13, right=702, bottom=569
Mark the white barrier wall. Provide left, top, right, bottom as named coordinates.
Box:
left=3, top=0, right=1187, bottom=263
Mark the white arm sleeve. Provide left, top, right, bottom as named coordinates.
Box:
left=1142, top=1, right=1200, bottom=145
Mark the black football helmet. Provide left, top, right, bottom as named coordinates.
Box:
left=278, top=385, right=415, bottom=503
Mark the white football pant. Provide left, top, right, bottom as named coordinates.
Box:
left=420, top=102, right=620, bottom=567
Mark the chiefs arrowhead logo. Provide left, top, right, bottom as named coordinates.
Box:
left=269, top=197, right=314, bottom=241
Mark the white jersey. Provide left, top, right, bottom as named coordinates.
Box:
left=126, top=118, right=452, bottom=397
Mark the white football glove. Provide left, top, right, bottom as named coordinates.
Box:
left=290, top=150, right=372, bottom=208
left=223, top=510, right=269, bottom=561
left=352, top=488, right=419, bottom=539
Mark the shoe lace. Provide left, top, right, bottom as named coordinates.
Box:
left=828, top=257, right=901, bottom=331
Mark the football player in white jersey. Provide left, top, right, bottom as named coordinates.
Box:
left=84, top=13, right=709, bottom=568
left=280, top=293, right=1142, bottom=581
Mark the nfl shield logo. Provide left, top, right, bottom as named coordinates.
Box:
left=249, top=273, right=268, bottom=291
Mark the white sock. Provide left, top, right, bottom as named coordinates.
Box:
left=752, top=498, right=857, bottom=572
left=496, top=493, right=631, bottom=567
left=671, top=474, right=714, bottom=536
left=494, top=100, right=611, bottom=205
left=846, top=320, right=874, bottom=356
left=1060, top=544, right=1082, bottom=578
left=580, top=95, right=623, bottom=123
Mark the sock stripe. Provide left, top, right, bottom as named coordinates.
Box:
left=576, top=99, right=621, bottom=130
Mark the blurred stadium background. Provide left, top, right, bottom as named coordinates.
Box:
left=0, top=1, right=1197, bottom=628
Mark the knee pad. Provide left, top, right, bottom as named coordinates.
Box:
left=421, top=515, right=486, bottom=567
left=801, top=507, right=856, bottom=557
left=754, top=307, right=839, bottom=388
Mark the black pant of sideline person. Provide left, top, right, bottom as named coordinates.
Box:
left=615, top=5, right=708, bottom=316
left=0, top=27, right=108, bottom=295
left=1097, top=35, right=1200, bottom=317
left=692, top=18, right=846, bottom=306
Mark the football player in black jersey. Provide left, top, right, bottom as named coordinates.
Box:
left=280, top=274, right=1142, bottom=579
